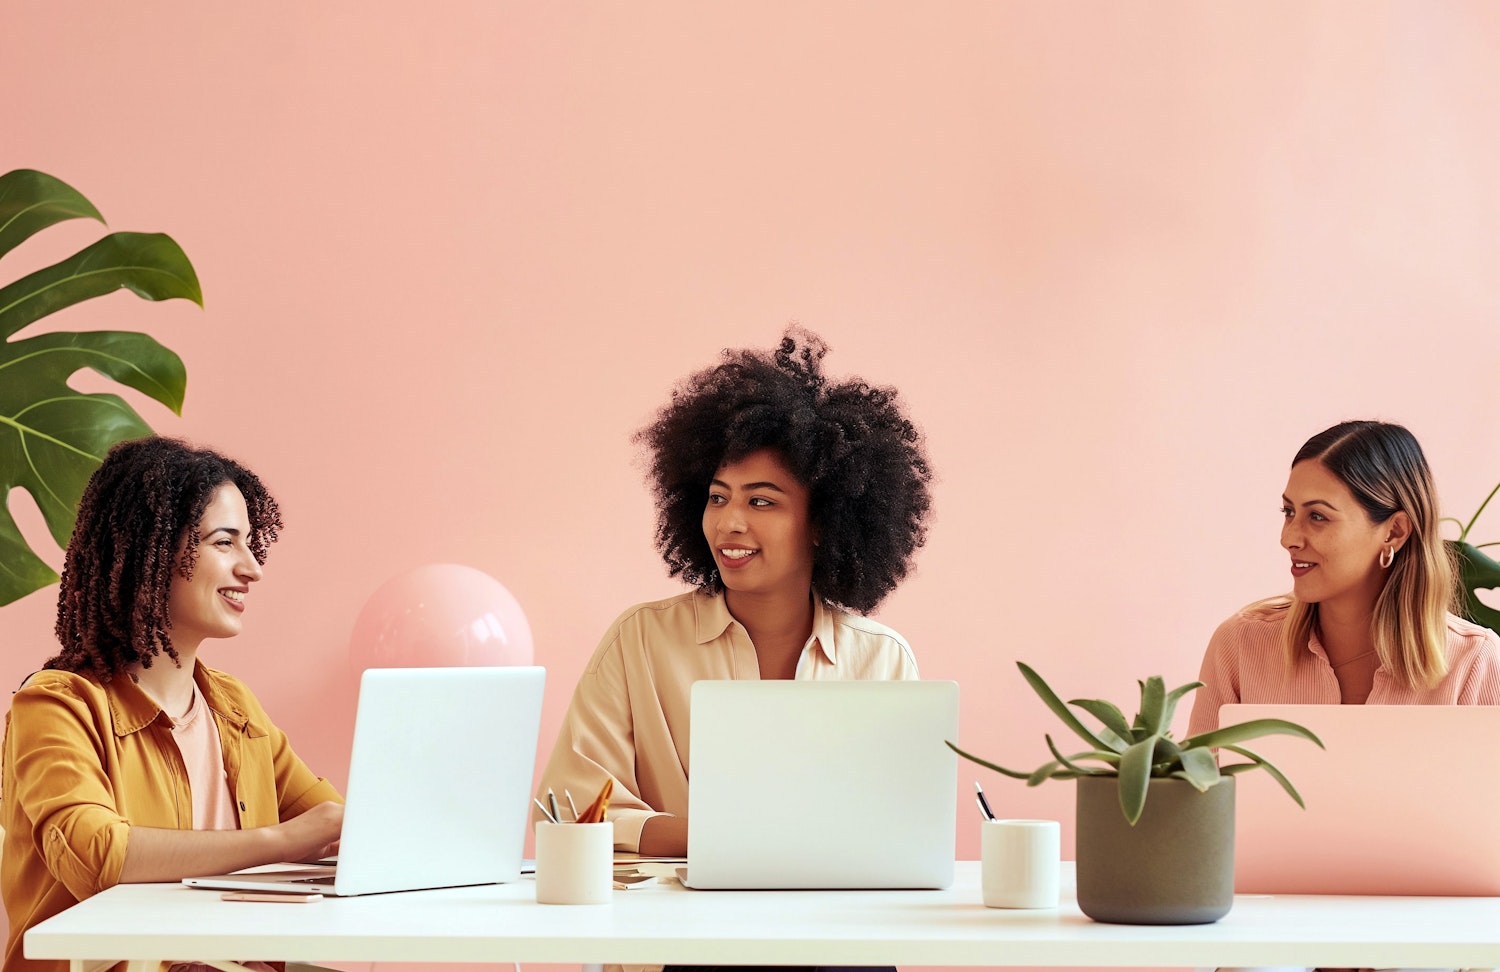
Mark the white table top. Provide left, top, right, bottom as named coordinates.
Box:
left=26, top=862, right=1500, bottom=968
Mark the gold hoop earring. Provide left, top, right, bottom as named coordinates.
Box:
left=1379, top=546, right=1396, bottom=569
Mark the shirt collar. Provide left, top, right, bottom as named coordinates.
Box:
left=107, top=672, right=166, bottom=736
left=695, top=591, right=737, bottom=644
left=1306, top=627, right=1329, bottom=661
left=196, top=662, right=252, bottom=731
left=107, top=659, right=250, bottom=736
left=693, top=590, right=839, bottom=664
left=809, top=595, right=837, bottom=664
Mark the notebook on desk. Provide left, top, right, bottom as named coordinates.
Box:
left=681, top=679, right=959, bottom=890
left=1224, top=702, right=1500, bottom=896
left=183, top=666, right=545, bottom=896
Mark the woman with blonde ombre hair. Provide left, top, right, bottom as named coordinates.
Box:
left=1188, top=420, right=1500, bottom=737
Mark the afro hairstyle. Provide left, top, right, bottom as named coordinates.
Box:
left=636, top=327, right=932, bottom=614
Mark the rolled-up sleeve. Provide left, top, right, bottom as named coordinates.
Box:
left=274, top=734, right=343, bottom=819
left=7, top=686, right=130, bottom=899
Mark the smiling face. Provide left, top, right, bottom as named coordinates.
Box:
left=702, top=448, right=817, bottom=603
left=1280, top=459, right=1407, bottom=615
left=165, top=482, right=264, bottom=652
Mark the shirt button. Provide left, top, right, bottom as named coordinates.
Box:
left=239, top=801, right=247, bottom=811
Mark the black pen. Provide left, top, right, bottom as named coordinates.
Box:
left=974, top=781, right=996, bottom=821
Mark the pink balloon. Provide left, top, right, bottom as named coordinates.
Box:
left=349, top=564, right=534, bottom=670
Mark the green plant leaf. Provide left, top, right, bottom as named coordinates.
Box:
left=1176, top=746, right=1221, bottom=792
left=1064, top=749, right=1123, bottom=766
left=0, top=231, right=202, bottom=340
left=1016, top=663, right=1115, bottom=753
left=1067, top=698, right=1133, bottom=742
left=1097, top=725, right=1129, bottom=751
left=1027, top=760, right=1065, bottom=786
left=944, top=740, right=1033, bottom=781
left=1149, top=735, right=1181, bottom=772
left=1221, top=744, right=1308, bottom=809
left=0, top=170, right=106, bottom=262
left=1043, top=734, right=1116, bottom=776
left=1135, top=676, right=1166, bottom=735
left=1158, top=680, right=1203, bottom=735
left=1180, top=717, right=1324, bottom=752
left=0, top=168, right=200, bottom=607
left=0, top=500, right=60, bottom=603
left=0, top=328, right=185, bottom=553
left=1116, top=734, right=1159, bottom=825
left=1449, top=540, right=1500, bottom=634
left=1218, top=762, right=1261, bottom=775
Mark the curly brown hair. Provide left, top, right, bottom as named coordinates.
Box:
left=636, top=327, right=933, bottom=614
left=47, top=436, right=283, bottom=682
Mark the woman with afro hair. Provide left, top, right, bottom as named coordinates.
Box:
left=537, top=328, right=933, bottom=860
left=2, top=437, right=342, bottom=972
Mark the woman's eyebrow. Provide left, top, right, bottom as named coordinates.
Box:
left=201, top=526, right=243, bottom=538
left=1283, top=495, right=1338, bottom=511
left=709, top=479, right=786, bottom=494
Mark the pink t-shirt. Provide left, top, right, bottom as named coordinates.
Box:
left=1187, top=605, right=1500, bottom=737
left=169, top=683, right=237, bottom=831
left=168, top=687, right=278, bottom=972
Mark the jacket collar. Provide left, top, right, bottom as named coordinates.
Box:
left=107, top=660, right=254, bottom=737
left=694, top=590, right=838, bottom=664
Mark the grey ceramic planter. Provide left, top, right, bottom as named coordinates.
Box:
left=1074, top=774, right=1235, bottom=925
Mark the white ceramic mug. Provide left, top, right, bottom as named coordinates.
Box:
left=534, top=822, right=613, bottom=905
left=981, top=818, right=1060, bottom=909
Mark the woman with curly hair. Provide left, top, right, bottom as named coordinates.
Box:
left=2, top=437, right=342, bottom=972
left=536, top=328, right=933, bottom=859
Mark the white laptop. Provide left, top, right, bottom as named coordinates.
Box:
left=184, top=666, right=545, bottom=896
left=682, top=679, right=959, bottom=890
left=1225, top=703, right=1500, bottom=896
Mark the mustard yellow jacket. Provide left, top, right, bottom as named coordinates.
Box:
left=1, top=662, right=341, bottom=972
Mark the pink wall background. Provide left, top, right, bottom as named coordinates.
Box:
left=4, top=2, right=1500, bottom=965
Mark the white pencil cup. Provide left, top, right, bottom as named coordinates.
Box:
left=981, top=819, right=1060, bottom=909
left=534, top=822, right=613, bottom=905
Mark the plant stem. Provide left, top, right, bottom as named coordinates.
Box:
left=1461, top=480, right=1500, bottom=542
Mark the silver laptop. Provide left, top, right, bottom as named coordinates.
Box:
left=1225, top=703, right=1500, bottom=896
left=184, top=666, right=545, bottom=896
left=683, top=679, right=959, bottom=890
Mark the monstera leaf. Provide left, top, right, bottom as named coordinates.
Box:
left=0, top=169, right=201, bottom=607
left=1450, top=540, right=1500, bottom=634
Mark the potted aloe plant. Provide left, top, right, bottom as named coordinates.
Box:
left=948, top=662, right=1322, bottom=925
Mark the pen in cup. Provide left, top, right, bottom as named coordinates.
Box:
left=975, top=781, right=996, bottom=821
left=540, top=779, right=613, bottom=825
left=576, top=778, right=613, bottom=824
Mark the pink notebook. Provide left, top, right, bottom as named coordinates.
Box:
left=1223, top=703, right=1500, bottom=896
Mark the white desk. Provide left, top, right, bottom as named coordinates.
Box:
left=26, top=863, right=1500, bottom=970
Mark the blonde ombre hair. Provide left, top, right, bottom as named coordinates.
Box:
left=1263, top=421, right=1458, bottom=689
